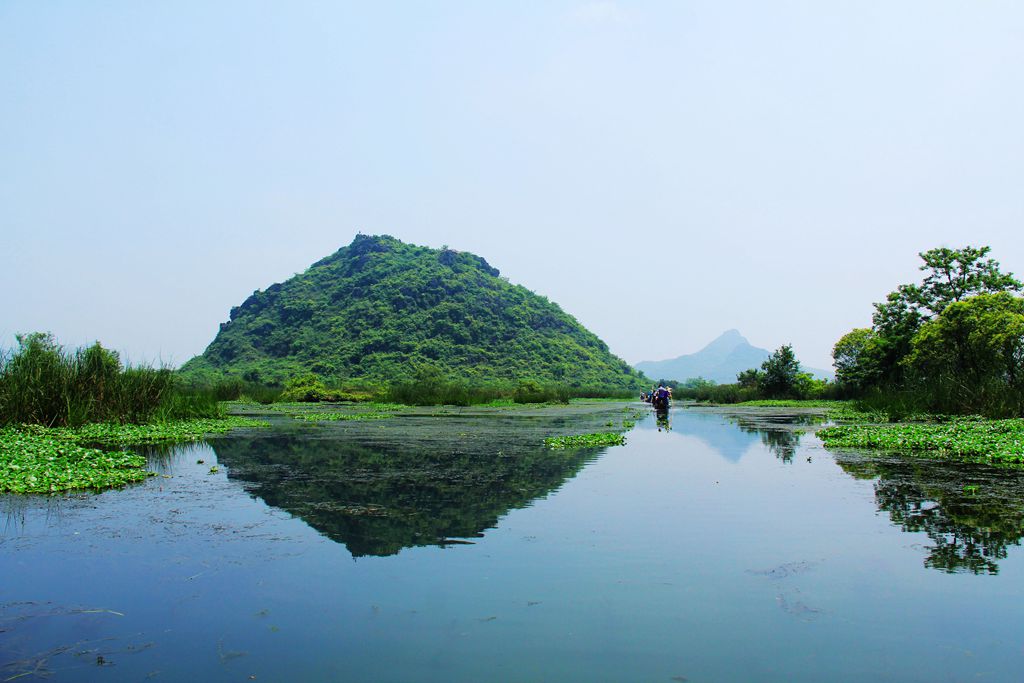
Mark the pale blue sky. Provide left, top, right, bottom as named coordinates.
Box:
left=3, top=1, right=1022, bottom=370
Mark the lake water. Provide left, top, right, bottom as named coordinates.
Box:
left=3, top=403, right=1024, bottom=682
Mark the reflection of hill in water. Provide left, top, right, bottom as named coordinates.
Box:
left=638, top=410, right=760, bottom=462
left=834, top=453, right=1024, bottom=574
left=211, top=413, right=613, bottom=557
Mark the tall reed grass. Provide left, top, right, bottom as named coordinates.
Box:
left=855, top=381, right=1024, bottom=420
left=0, top=333, right=220, bottom=427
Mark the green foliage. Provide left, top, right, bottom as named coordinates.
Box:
left=759, top=344, right=801, bottom=398
left=179, top=235, right=646, bottom=391
left=513, top=380, right=570, bottom=404
left=673, top=381, right=758, bottom=403
left=906, top=246, right=1022, bottom=317
left=832, top=328, right=877, bottom=391
left=834, top=245, right=1024, bottom=416
left=202, top=378, right=283, bottom=404
left=544, top=432, right=626, bottom=449
left=818, top=419, right=1024, bottom=464
left=735, top=369, right=761, bottom=389
left=0, top=333, right=219, bottom=427
left=294, top=412, right=393, bottom=422
left=0, top=427, right=152, bottom=493
left=902, top=293, right=1024, bottom=415
left=280, top=373, right=336, bottom=402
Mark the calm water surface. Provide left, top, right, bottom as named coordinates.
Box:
left=3, top=404, right=1024, bottom=682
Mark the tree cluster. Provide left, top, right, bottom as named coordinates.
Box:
left=832, top=246, right=1024, bottom=415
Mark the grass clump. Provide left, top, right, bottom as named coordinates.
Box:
left=544, top=432, right=626, bottom=450
left=818, top=419, right=1024, bottom=464
left=0, top=427, right=153, bottom=493
left=0, top=332, right=220, bottom=427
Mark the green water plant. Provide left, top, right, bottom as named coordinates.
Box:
left=30, top=417, right=268, bottom=448
left=0, top=427, right=152, bottom=493
left=818, top=419, right=1024, bottom=464
left=294, top=412, right=393, bottom=422
left=544, top=432, right=626, bottom=450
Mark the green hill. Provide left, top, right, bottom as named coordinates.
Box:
left=180, top=235, right=643, bottom=389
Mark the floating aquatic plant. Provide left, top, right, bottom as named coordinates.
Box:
left=0, top=427, right=152, bottom=493
left=294, top=412, right=393, bottom=422
left=544, top=432, right=626, bottom=450
left=818, top=419, right=1024, bottom=464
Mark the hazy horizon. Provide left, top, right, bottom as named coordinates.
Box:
left=4, top=1, right=1022, bottom=371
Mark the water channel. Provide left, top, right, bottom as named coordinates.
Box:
left=3, top=403, right=1023, bottom=682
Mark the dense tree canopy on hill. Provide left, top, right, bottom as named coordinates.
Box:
left=180, top=235, right=644, bottom=388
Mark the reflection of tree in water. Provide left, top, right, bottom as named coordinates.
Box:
left=835, top=454, right=1024, bottom=574
left=212, top=431, right=600, bottom=558
left=730, top=417, right=809, bottom=463
left=756, top=429, right=801, bottom=462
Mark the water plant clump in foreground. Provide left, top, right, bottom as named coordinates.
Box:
left=0, top=427, right=152, bottom=493
left=545, top=432, right=626, bottom=449
left=818, top=419, right=1024, bottom=464
left=0, top=417, right=269, bottom=494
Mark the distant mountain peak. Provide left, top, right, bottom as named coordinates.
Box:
left=636, top=330, right=833, bottom=383
left=702, top=329, right=748, bottom=351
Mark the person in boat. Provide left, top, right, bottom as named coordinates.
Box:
left=653, top=384, right=670, bottom=410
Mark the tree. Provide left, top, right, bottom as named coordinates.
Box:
left=874, top=246, right=1022, bottom=331
left=736, top=368, right=761, bottom=389
left=905, top=292, right=1024, bottom=397
left=912, top=246, right=1022, bottom=316
left=759, top=344, right=801, bottom=398
left=832, top=328, right=877, bottom=390
left=865, top=245, right=1022, bottom=387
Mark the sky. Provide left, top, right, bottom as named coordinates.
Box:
left=2, top=1, right=1023, bottom=371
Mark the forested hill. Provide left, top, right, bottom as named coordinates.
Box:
left=180, top=235, right=644, bottom=388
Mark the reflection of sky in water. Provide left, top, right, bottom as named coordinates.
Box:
left=3, top=405, right=1024, bottom=682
